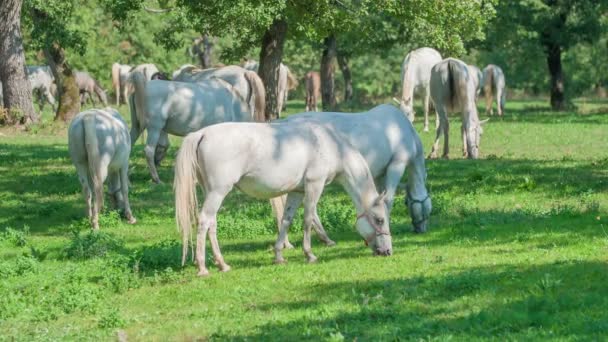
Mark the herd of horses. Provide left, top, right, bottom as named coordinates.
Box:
left=43, top=47, right=505, bottom=276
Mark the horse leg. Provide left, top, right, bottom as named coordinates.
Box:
left=383, top=160, right=407, bottom=219
left=429, top=106, right=447, bottom=159
left=76, top=165, right=93, bottom=227
left=270, top=196, right=295, bottom=249
left=302, top=182, right=325, bottom=263
left=423, top=89, right=431, bottom=132
left=462, top=124, right=468, bottom=158
left=496, top=87, right=504, bottom=116
left=119, top=164, right=136, bottom=224
left=312, top=212, right=335, bottom=247
left=442, top=115, right=450, bottom=159
left=197, top=190, right=228, bottom=276
left=274, top=192, right=304, bottom=264
left=154, top=132, right=170, bottom=167
left=485, top=92, right=493, bottom=116
left=108, top=170, right=122, bottom=210
left=144, top=128, right=163, bottom=183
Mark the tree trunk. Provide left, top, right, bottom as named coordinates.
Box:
left=43, top=44, right=80, bottom=121
left=0, top=0, right=38, bottom=124
left=337, top=50, right=353, bottom=102
left=321, top=34, right=337, bottom=111
left=258, top=19, right=287, bottom=120
left=546, top=43, right=565, bottom=110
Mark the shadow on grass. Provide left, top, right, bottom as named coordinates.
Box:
left=210, top=261, right=608, bottom=340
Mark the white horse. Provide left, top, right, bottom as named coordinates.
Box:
left=399, top=47, right=443, bottom=132
left=130, top=72, right=260, bottom=183
left=467, top=64, right=483, bottom=99
left=68, top=108, right=136, bottom=230
left=429, top=58, right=488, bottom=159
left=242, top=60, right=298, bottom=114
left=111, top=63, right=132, bottom=105
left=26, top=66, right=56, bottom=112
left=75, top=71, right=108, bottom=106
left=278, top=104, right=431, bottom=240
left=482, top=64, right=506, bottom=116
left=174, top=120, right=393, bottom=276
left=172, top=65, right=265, bottom=123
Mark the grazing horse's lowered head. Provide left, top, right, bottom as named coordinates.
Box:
left=355, top=190, right=392, bottom=255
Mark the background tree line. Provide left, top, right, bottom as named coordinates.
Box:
left=1, top=0, right=607, bottom=125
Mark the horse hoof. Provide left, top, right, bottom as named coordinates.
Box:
left=307, top=255, right=318, bottom=263
left=423, top=127, right=429, bottom=132
left=219, top=264, right=231, bottom=272
left=274, top=258, right=287, bottom=265
left=197, top=269, right=210, bottom=277
left=127, top=217, right=137, bottom=225
left=283, top=241, right=295, bottom=249
left=324, top=240, right=336, bottom=247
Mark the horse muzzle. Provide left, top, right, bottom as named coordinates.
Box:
left=375, top=248, right=392, bottom=256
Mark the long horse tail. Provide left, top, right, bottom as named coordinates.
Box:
left=174, top=131, right=204, bottom=265
left=447, top=59, right=458, bottom=108
left=112, top=63, right=120, bottom=105
left=243, top=70, right=266, bottom=122
left=130, top=72, right=147, bottom=144
left=484, top=66, right=494, bottom=98
left=400, top=54, right=413, bottom=106
left=83, top=112, right=103, bottom=213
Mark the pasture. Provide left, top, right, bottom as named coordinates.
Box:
left=1, top=99, right=607, bottom=340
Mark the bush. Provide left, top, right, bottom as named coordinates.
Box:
left=1, top=225, right=30, bottom=247
left=65, top=228, right=125, bottom=259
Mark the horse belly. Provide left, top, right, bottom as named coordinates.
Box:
left=236, top=174, right=305, bottom=199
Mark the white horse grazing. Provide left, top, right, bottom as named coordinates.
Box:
left=399, top=47, right=443, bottom=132
left=68, top=108, right=136, bottom=230
left=172, top=65, right=265, bottom=123
left=429, top=58, right=488, bottom=159
left=130, top=73, right=258, bottom=183
left=75, top=71, right=108, bottom=106
left=174, top=120, right=393, bottom=276
left=467, top=64, right=483, bottom=99
left=111, top=63, right=131, bottom=105
left=242, top=60, right=298, bottom=114
left=26, top=66, right=56, bottom=112
left=279, top=104, right=431, bottom=238
left=482, top=64, right=506, bottom=116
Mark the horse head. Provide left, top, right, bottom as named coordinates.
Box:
left=356, top=190, right=392, bottom=256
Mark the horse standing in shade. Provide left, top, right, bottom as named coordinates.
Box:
left=26, top=66, right=56, bottom=112
left=242, top=60, right=298, bottom=114
left=130, top=71, right=264, bottom=183
left=174, top=120, right=393, bottom=276
left=172, top=65, right=265, bottom=123
left=482, top=64, right=506, bottom=116
left=429, top=58, right=488, bottom=160
left=68, top=108, right=136, bottom=230
left=273, top=104, right=431, bottom=249
left=111, top=63, right=132, bottom=105
left=75, top=71, right=108, bottom=106
left=399, top=47, right=443, bottom=132
left=305, top=71, right=321, bottom=112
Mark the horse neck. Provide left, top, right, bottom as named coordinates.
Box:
left=340, top=153, right=378, bottom=214
left=407, top=148, right=429, bottom=200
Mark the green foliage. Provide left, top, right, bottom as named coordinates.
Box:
left=1, top=225, right=30, bottom=247
left=65, top=226, right=125, bottom=259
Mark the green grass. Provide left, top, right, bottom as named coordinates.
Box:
left=1, top=99, right=607, bottom=341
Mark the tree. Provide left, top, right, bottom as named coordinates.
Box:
left=320, top=34, right=337, bottom=111
left=487, top=0, right=608, bottom=110
left=26, top=0, right=87, bottom=121
left=0, top=0, right=37, bottom=125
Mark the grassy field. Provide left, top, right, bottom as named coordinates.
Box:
left=1, top=99, right=607, bottom=341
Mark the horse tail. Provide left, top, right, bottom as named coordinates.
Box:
left=112, top=63, right=120, bottom=104
left=174, top=131, right=204, bottom=265
left=447, top=59, right=456, bottom=108
left=286, top=67, right=298, bottom=90
left=130, top=72, right=147, bottom=143
left=484, top=66, right=494, bottom=98
left=400, top=54, right=413, bottom=106
left=83, top=112, right=103, bottom=213
left=244, top=70, right=266, bottom=122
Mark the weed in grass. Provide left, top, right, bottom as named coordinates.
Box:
left=1, top=225, right=30, bottom=247
left=65, top=226, right=125, bottom=259
left=0, top=254, right=38, bottom=277
left=98, top=308, right=126, bottom=329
